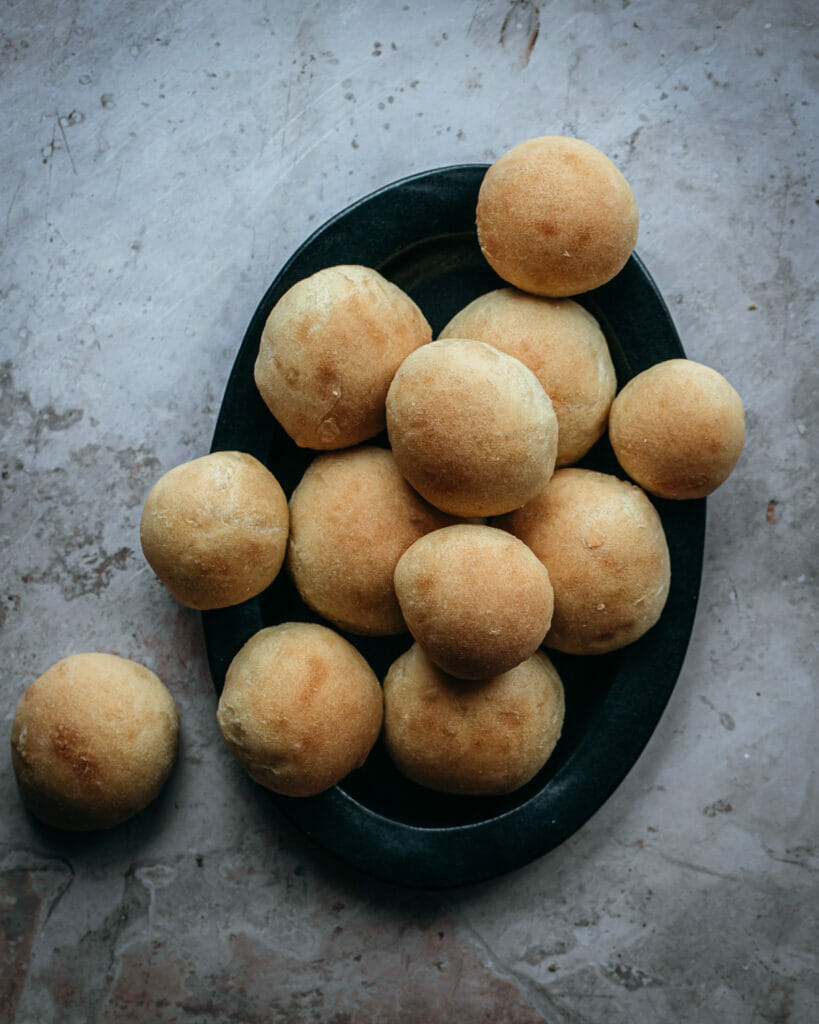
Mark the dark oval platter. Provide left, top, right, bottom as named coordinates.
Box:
left=203, top=165, right=705, bottom=890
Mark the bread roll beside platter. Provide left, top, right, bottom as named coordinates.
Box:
left=11, top=653, right=179, bottom=830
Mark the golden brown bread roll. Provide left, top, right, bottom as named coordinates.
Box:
left=476, top=136, right=639, bottom=297
left=254, top=265, right=431, bottom=449
left=382, top=643, right=565, bottom=796
left=609, top=358, right=746, bottom=499
left=439, top=287, right=616, bottom=465
left=393, top=524, right=554, bottom=678
left=287, top=446, right=458, bottom=635
left=11, top=653, right=179, bottom=830
left=496, top=468, right=670, bottom=654
left=386, top=338, right=558, bottom=517
left=216, top=622, right=383, bottom=797
left=140, top=450, right=289, bottom=611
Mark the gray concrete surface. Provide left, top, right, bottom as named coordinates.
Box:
left=1, top=0, right=817, bottom=1021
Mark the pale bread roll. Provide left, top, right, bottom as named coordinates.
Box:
left=140, top=450, right=289, bottom=611
left=11, top=653, right=179, bottom=830
left=394, top=524, right=554, bottom=678
left=609, top=359, right=746, bottom=499
left=386, top=338, right=558, bottom=517
left=254, top=265, right=431, bottom=449
left=216, top=623, right=383, bottom=797
left=476, top=136, right=638, bottom=297
left=496, top=468, right=670, bottom=654
left=383, top=644, right=565, bottom=796
left=287, top=446, right=457, bottom=635
left=439, top=287, right=616, bottom=465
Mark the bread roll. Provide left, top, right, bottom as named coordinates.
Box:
left=394, top=524, right=553, bottom=678
left=439, top=287, right=616, bottom=465
left=254, top=265, right=431, bottom=449
left=140, top=450, right=289, bottom=610
left=383, top=643, right=564, bottom=796
left=386, top=338, right=558, bottom=517
left=287, top=446, right=457, bottom=635
left=609, top=359, right=746, bottom=499
left=476, top=136, right=639, bottom=297
left=496, top=468, right=670, bottom=654
left=216, top=622, right=383, bottom=797
left=11, top=653, right=179, bottom=830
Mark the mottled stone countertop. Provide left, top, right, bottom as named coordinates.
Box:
left=1, top=1, right=816, bottom=1021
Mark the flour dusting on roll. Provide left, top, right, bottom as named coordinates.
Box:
left=140, top=450, right=289, bottom=610
left=217, top=623, right=383, bottom=797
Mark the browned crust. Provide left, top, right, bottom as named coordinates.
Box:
left=495, top=468, right=670, bottom=654
left=139, top=450, right=289, bottom=610
left=386, top=338, right=558, bottom=517
left=609, top=359, right=746, bottom=499
left=476, top=136, right=638, bottom=297
left=10, top=653, right=179, bottom=830
left=216, top=623, right=383, bottom=797
left=383, top=644, right=565, bottom=796
left=254, top=265, right=431, bottom=450
left=394, top=524, right=554, bottom=678
left=287, top=447, right=459, bottom=636
left=439, top=287, right=616, bottom=465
